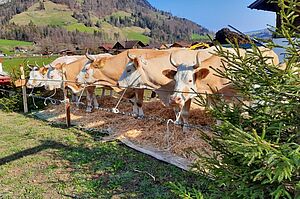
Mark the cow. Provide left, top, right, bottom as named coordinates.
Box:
left=76, top=49, right=181, bottom=117
left=45, top=54, right=112, bottom=112
left=26, top=55, right=84, bottom=88
left=162, top=46, right=280, bottom=126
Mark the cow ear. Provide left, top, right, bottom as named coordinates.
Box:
left=54, top=63, right=63, bottom=70
left=195, top=68, right=209, bottom=80
left=39, top=67, right=48, bottom=75
left=132, top=57, right=140, bottom=69
left=162, top=69, right=177, bottom=79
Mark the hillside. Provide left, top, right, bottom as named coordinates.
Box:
left=246, top=28, right=273, bottom=40
left=0, top=0, right=211, bottom=52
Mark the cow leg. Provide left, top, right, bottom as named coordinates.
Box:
left=85, top=88, right=93, bottom=113
left=90, top=86, right=99, bottom=109
left=180, top=99, right=192, bottom=132
left=135, top=89, right=144, bottom=118
left=109, top=89, right=113, bottom=97
left=101, top=88, right=106, bottom=97
left=72, top=93, right=80, bottom=109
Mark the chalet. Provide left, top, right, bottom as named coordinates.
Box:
left=142, top=43, right=161, bottom=50
left=248, top=0, right=300, bottom=32
left=170, top=41, right=190, bottom=48
left=112, top=40, right=147, bottom=50
left=98, top=43, right=113, bottom=53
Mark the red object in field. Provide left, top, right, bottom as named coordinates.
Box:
left=0, top=75, right=11, bottom=85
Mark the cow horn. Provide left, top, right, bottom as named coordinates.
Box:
left=26, top=61, right=33, bottom=70
left=35, top=61, right=40, bottom=67
left=127, top=50, right=136, bottom=60
left=85, top=49, right=95, bottom=61
left=193, top=51, right=201, bottom=69
left=170, top=52, right=178, bottom=67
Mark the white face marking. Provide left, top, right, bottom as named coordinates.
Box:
left=118, top=61, right=143, bottom=88
left=170, top=64, right=198, bottom=107
left=26, top=67, right=45, bottom=88
left=45, top=68, right=63, bottom=90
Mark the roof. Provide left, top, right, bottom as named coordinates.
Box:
left=142, top=43, right=161, bottom=49
left=113, top=40, right=147, bottom=49
left=170, top=41, right=191, bottom=48
left=99, top=43, right=113, bottom=51
left=248, top=0, right=279, bottom=12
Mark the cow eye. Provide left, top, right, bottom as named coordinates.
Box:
left=189, top=80, right=192, bottom=83
left=127, top=69, right=132, bottom=73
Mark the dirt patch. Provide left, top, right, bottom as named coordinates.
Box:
left=40, top=96, right=214, bottom=163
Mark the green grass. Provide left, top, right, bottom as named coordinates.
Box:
left=0, top=111, right=208, bottom=198
left=123, top=27, right=150, bottom=44
left=0, top=39, right=33, bottom=55
left=64, top=23, right=100, bottom=33
left=191, top=34, right=210, bottom=41
left=2, top=56, right=58, bottom=74
left=10, top=1, right=76, bottom=27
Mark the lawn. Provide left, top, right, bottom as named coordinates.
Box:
left=0, top=39, right=33, bottom=55
left=0, top=111, right=208, bottom=198
left=2, top=56, right=58, bottom=74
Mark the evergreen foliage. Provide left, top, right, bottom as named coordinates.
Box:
left=172, top=0, right=300, bottom=198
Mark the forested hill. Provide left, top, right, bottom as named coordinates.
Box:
left=0, top=0, right=211, bottom=51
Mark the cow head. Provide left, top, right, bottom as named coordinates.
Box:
left=26, top=61, right=48, bottom=88
left=76, top=51, right=105, bottom=85
left=163, top=52, right=210, bottom=108
left=44, top=63, right=64, bottom=90
left=118, top=51, right=147, bottom=88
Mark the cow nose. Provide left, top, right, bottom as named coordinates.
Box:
left=170, top=96, right=182, bottom=104
left=175, top=96, right=182, bottom=103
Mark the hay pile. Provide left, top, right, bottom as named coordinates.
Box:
left=43, top=96, right=214, bottom=161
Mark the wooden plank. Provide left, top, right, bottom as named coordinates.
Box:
left=119, top=137, right=192, bottom=171
left=20, top=65, right=28, bottom=113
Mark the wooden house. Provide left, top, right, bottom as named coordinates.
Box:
left=112, top=40, right=147, bottom=51
left=170, top=41, right=190, bottom=48
left=248, top=0, right=300, bottom=33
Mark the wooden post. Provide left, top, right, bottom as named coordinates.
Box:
left=20, top=65, right=28, bottom=113
left=62, top=67, right=71, bottom=127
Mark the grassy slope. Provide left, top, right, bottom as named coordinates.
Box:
left=0, top=39, right=33, bottom=55
left=0, top=111, right=207, bottom=198
left=10, top=1, right=77, bottom=26
left=10, top=2, right=151, bottom=43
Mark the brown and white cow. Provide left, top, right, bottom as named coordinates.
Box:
left=27, top=55, right=84, bottom=88
left=163, top=46, right=280, bottom=122
left=46, top=54, right=112, bottom=112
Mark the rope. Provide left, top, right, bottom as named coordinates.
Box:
left=44, top=89, right=58, bottom=106
left=24, top=78, right=243, bottom=98
left=29, top=88, right=38, bottom=109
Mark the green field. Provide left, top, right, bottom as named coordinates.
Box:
left=10, top=1, right=76, bottom=26
left=191, top=33, right=211, bottom=41
left=2, top=56, right=58, bottom=74
left=0, top=111, right=207, bottom=198
left=0, top=39, right=33, bottom=55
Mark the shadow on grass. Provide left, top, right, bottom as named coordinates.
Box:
left=0, top=140, right=67, bottom=166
